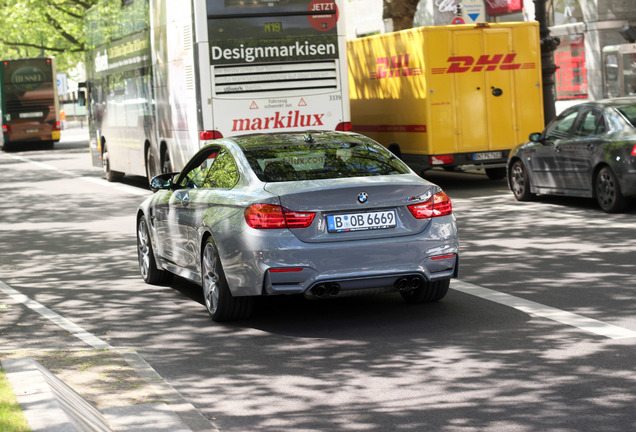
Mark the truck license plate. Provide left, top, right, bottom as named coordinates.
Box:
left=473, top=151, right=502, bottom=161
left=327, top=210, right=397, bottom=233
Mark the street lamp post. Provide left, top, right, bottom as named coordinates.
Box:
left=534, top=0, right=560, bottom=124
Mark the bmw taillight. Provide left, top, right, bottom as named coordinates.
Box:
left=245, top=204, right=315, bottom=229
left=408, top=192, right=452, bottom=219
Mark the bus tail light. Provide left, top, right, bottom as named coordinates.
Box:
left=335, top=122, right=352, bottom=132
left=245, top=204, right=315, bottom=229
left=408, top=192, right=452, bottom=219
left=200, top=130, right=223, bottom=140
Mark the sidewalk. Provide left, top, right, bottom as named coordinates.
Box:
left=0, top=280, right=218, bottom=432
left=59, top=125, right=90, bottom=143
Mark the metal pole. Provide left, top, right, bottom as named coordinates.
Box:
left=534, top=0, right=560, bottom=124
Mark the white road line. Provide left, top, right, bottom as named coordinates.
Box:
left=452, top=280, right=636, bottom=340
left=6, top=153, right=151, bottom=197
left=3, top=276, right=634, bottom=344
left=0, top=281, right=112, bottom=349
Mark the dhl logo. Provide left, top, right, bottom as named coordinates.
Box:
left=432, top=54, right=536, bottom=74
left=371, top=54, right=421, bottom=79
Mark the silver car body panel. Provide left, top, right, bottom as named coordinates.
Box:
left=138, top=132, right=459, bottom=298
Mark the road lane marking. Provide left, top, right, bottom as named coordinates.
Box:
left=6, top=153, right=151, bottom=197
left=0, top=280, right=112, bottom=349
left=452, top=280, right=636, bottom=340
left=0, top=279, right=218, bottom=432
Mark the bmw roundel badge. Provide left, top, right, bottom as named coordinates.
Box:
left=357, top=192, right=368, bottom=203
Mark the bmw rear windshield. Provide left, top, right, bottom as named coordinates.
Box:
left=242, top=138, right=411, bottom=182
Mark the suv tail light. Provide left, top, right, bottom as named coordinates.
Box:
left=408, top=192, right=452, bottom=219
left=245, top=204, right=315, bottom=229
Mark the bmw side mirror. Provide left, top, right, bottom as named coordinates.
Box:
left=150, top=172, right=175, bottom=191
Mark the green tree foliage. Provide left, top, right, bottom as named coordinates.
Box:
left=0, top=0, right=100, bottom=72
left=0, top=0, right=418, bottom=73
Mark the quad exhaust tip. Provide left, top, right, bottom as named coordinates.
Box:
left=394, top=276, right=424, bottom=291
left=310, top=283, right=340, bottom=298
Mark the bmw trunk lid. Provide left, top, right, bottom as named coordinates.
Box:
left=264, top=174, right=442, bottom=243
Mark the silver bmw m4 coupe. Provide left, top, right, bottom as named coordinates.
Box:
left=137, top=131, right=459, bottom=321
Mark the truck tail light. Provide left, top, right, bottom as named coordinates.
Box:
left=53, top=121, right=61, bottom=131
left=408, top=192, right=452, bottom=219
left=245, top=204, right=315, bottom=229
left=430, top=154, right=454, bottom=165
left=2, top=124, right=9, bottom=135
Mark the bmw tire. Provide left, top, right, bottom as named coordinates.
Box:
left=202, top=239, right=254, bottom=322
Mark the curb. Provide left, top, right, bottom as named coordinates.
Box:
left=2, top=356, right=218, bottom=432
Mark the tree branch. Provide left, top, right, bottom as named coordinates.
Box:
left=0, top=39, right=82, bottom=53
left=44, top=11, right=82, bottom=47
left=49, top=3, right=84, bottom=20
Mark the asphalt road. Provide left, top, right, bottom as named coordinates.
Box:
left=2, top=129, right=635, bottom=432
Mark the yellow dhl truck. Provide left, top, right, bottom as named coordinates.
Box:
left=348, top=22, right=544, bottom=179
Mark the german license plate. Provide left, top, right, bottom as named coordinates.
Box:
left=327, top=210, right=397, bottom=233
left=473, top=151, right=502, bottom=161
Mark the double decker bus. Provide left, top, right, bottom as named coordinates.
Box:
left=0, top=58, right=61, bottom=151
left=84, top=0, right=350, bottom=183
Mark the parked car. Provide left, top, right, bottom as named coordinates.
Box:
left=507, top=97, right=636, bottom=212
left=136, top=131, right=459, bottom=321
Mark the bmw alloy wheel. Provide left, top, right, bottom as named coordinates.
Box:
left=137, top=219, right=151, bottom=281
left=202, top=242, right=220, bottom=315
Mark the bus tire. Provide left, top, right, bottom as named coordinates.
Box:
left=145, top=145, right=157, bottom=185
left=102, top=144, right=124, bottom=182
left=161, top=146, right=173, bottom=174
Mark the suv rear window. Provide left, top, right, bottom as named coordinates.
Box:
left=243, top=140, right=410, bottom=182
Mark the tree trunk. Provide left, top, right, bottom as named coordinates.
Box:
left=383, top=0, right=420, bottom=31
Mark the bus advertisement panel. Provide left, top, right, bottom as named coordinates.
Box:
left=0, top=58, right=61, bottom=151
left=84, top=0, right=349, bottom=183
